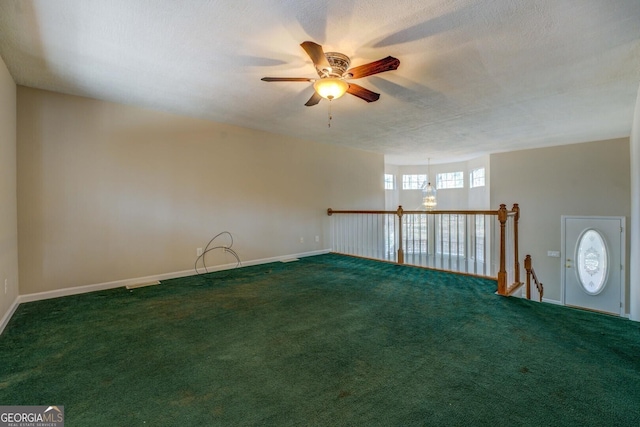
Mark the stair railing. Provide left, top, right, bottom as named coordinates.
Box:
left=524, top=254, right=544, bottom=302
left=327, top=204, right=521, bottom=293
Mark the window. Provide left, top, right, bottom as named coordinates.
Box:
left=438, top=214, right=465, bottom=256
left=435, top=214, right=486, bottom=260
left=436, top=172, right=463, bottom=189
left=384, top=174, right=395, bottom=190
left=473, top=215, right=485, bottom=262
left=404, top=214, right=428, bottom=254
left=402, top=174, right=427, bottom=190
left=577, top=229, right=608, bottom=294
left=470, top=168, right=485, bottom=188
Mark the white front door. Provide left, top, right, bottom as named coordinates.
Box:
left=562, top=216, right=625, bottom=316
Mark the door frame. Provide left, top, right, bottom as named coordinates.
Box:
left=561, top=215, right=626, bottom=316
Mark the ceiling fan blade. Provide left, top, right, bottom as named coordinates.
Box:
left=305, top=92, right=322, bottom=107
left=347, top=56, right=400, bottom=79
left=347, top=84, right=380, bottom=103
left=261, top=77, right=314, bottom=82
left=300, top=41, right=331, bottom=70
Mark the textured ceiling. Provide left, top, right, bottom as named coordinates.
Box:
left=1, top=0, right=639, bottom=164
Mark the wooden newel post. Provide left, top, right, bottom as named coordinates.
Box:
left=397, top=205, right=404, bottom=265
left=512, top=203, right=520, bottom=285
left=524, top=254, right=532, bottom=300
left=497, top=204, right=508, bottom=295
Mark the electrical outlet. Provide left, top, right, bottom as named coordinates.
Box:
left=197, top=248, right=203, bottom=256
left=315, top=236, right=319, bottom=242
left=547, top=251, right=560, bottom=258
left=300, top=237, right=304, bottom=243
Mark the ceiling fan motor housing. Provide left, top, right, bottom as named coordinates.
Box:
left=316, top=52, right=351, bottom=78
left=261, top=41, right=399, bottom=105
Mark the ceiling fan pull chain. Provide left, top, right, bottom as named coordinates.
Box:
left=328, top=99, right=332, bottom=128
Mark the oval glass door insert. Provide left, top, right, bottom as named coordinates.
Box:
left=576, top=229, right=608, bottom=295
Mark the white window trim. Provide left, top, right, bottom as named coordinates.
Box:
left=384, top=174, right=395, bottom=190
left=436, top=171, right=464, bottom=189
left=402, top=174, right=428, bottom=190
left=470, top=167, right=485, bottom=189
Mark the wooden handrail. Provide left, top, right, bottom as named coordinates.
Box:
left=327, top=208, right=395, bottom=215
left=327, top=204, right=521, bottom=295
left=524, top=254, right=544, bottom=302
left=328, top=208, right=499, bottom=216
left=403, top=209, right=499, bottom=215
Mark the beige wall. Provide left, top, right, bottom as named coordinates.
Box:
left=490, top=138, right=631, bottom=304
left=17, top=87, right=384, bottom=294
left=0, top=55, right=18, bottom=325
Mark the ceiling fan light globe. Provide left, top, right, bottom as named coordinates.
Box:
left=314, top=78, right=348, bottom=100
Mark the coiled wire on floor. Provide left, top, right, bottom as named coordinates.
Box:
left=194, top=231, right=241, bottom=276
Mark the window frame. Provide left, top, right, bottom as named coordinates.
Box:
left=384, top=174, right=395, bottom=190
left=470, top=167, right=485, bottom=189
left=436, top=214, right=465, bottom=256
left=436, top=171, right=464, bottom=190
left=402, top=174, right=428, bottom=190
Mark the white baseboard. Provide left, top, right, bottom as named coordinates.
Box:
left=0, top=297, right=20, bottom=336
left=15, top=249, right=331, bottom=305
left=541, top=297, right=562, bottom=305
left=199, top=249, right=330, bottom=272
left=17, top=269, right=195, bottom=304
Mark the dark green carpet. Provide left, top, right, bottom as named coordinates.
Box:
left=1, top=254, right=639, bottom=426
